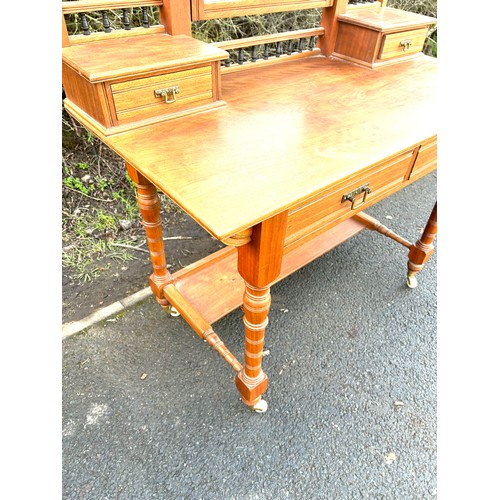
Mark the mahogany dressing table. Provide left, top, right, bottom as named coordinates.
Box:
left=62, top=0, right=437, bottom=412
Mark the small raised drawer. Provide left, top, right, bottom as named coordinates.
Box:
left=62, top=34, right=228, bottom=136
left=333, top=7, right=436, bottom=68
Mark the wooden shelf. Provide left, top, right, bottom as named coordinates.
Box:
left=169, top=217, right=366, bottom=325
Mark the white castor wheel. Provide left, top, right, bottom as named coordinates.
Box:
left=249, top=398, right=268, bottom=413
left=163, top=305, right=180, bottom=317
left=169, top=306, right=180, bottom=317
left=407, top=272, right=418, bottom=289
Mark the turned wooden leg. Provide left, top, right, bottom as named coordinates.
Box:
left=126, top=163, right=174, bottom=310
left=236, top=283, right=272, bottom=412
left=235, top=212, right=288, bottom=412
left=407, top=202, right=437, bottom=288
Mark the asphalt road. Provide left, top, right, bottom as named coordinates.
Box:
left=62, top=172, right=437, bottom=499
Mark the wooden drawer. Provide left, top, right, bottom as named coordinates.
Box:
left=333, top=8, right=436, bottom=68
left=62, top=34, right=228, bottom=136
left=285, top=147, right=416, bottom=249
left=110, top=65, right=214, bottom=124
left=378, top=28, right=428, bottom=61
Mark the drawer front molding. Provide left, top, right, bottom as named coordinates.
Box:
left=110, top=65, right=214, bottom=124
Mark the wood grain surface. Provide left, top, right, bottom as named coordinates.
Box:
left=106, top=55, right=437, bottom=241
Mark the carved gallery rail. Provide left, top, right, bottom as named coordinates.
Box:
left=62, top=0, right=437, bottom=412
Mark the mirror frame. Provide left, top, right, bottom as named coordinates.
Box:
left=191, top=0, right=334, bottom=21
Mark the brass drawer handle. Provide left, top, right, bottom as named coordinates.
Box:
left=342, top=184, right=371, bottom=210
left=399, top=39, right=413, bottom=51
left=154, top=85, right=180, bottom=104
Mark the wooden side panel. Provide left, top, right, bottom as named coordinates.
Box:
left=62, top=64, right=112, bottom=127
left=334, top=22, right=380, bottom=64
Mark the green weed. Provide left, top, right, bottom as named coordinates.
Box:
left=63, top=176, right=93, bottom=195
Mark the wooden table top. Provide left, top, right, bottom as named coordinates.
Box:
left=107, top=55, right=437, bottom=241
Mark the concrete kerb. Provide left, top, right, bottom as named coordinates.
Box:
left=62, top=287, right=153, bottom=339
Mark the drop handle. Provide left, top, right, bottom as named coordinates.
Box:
left=154, top=85, right=180, bottom=104
left=342, top=184, right=371, bottom=210
left=399, top=39, right=413, bottom=51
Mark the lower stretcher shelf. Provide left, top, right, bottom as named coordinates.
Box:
left=170, top=217, right=366, bottom=325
